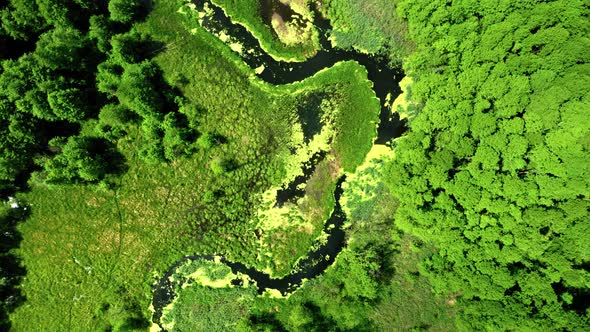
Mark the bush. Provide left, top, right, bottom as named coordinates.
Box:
left=42, top=136, right=126, bottom=184
left=108, top=0, right=142, bottom=24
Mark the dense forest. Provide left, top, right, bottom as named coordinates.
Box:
left=387, top=0, right=590, bottom=329
left=0, top=0, right=588, bottom=331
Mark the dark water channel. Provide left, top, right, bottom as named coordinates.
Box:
left=152, top=0, right=407, bottom=327
left=152, top=176, right=347, bottom=326
left=274, top=150, right=326, bottom=207
left=196, top=0, right=407, bottom=143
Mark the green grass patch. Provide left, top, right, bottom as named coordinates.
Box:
left=160, top=258, right=256, bottom=331
left=320, top=0, right=414, bottom=64
left=163, top=284, right=256, bottom=331
left=270, top=61, right=381, bottom=173
left=370, top=234, right=457, bottom=331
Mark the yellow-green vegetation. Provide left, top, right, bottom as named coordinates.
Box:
left=211, top=0, right=320, bottom=61
left=179, top=2, right=250, bottom=59
left=178, top=258, right=250, bottom=289
left=341, top=144, right=392, bottom=220
left=159, top=258, right=256, bottom=331
left=4, top=0, right=381, bottom=330
left=390, top=76, right=416, bottom=120
left=250, top=61, right=379, bottom=276
left=255, top=157, right=339, bottom=276
left=269, top=61, right=381, bottom=172
left=152, top=1, right=379, bottom=278
left=157, top=154, right=454, bottom=331
left=269, top=0, right=316, bottom=47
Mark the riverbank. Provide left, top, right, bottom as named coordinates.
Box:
left=147, top=0, right=407, bottom=329
left=210, top=0, right=321, bottom=61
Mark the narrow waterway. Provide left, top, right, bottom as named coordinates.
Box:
left=152, top=0, right=407, bottom=327
left=275, top=150, right=327, bottom=207
left=152, top=176, right=347, bottom=325
left=198, top=0, right=407, bottom=142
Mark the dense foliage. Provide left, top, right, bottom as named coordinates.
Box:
left=321, top=0, right=414, bottom=62
left=387, top=0, right=590, bottom=329
left=0, top=203, right=27, bottom=331
left=0, top=0, right=195, bottom=193
left=0, top=0, right=190, bottom=329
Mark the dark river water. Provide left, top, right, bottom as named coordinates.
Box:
left=196, top=0, right=407, bottom=142
left=152, top=176, right=347, bottom=325
left=152, top=0, right=406, bottom=327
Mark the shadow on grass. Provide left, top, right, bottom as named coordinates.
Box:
left=0, top=205, right=30, bottom=330
left=249, top=312, right=288, bottom=332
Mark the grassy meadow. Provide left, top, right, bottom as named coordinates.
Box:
left=9, top=0, right=382, bottom=330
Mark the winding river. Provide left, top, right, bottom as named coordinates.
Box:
left=152, top=0, right=406, bottom=327
left=197, top=0, right=407, bottom=142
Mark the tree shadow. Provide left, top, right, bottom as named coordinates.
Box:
left=0, top=205, right=30, bottom=330
left=249, top=312, right=288, bottom=331
left=300, top=302, right=341, bottom=332
left=94, top=137, right=129, bottom=178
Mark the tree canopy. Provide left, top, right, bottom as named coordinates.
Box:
left=387, top=0, right=590, bottom=329
left=0, top=0, right=194, bottom=192
left=41, top=136, right=126, bottom=184
left=1, top=0, right=588, bottom=330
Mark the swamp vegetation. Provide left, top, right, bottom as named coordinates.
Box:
left=0, top=0, right=588, bottom=331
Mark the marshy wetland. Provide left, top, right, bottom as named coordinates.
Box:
left=3, top=0, right=587, bottom=330
left=151, top=0, right=407, bottom=328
